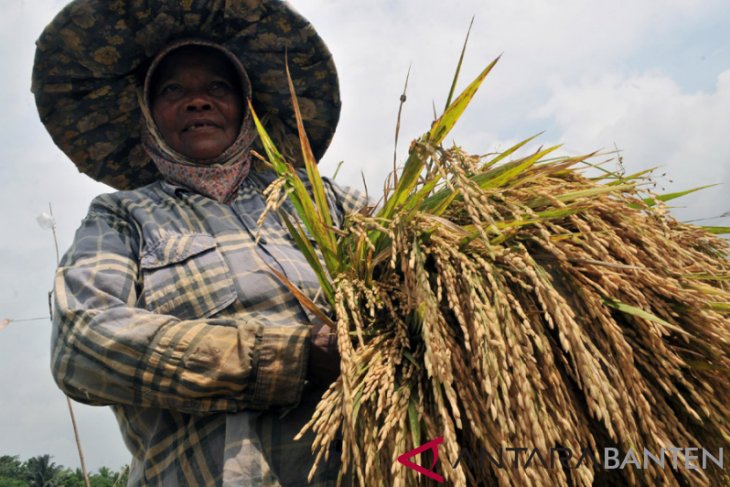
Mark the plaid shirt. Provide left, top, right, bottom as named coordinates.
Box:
left=51, top=169, right=367, bottom=486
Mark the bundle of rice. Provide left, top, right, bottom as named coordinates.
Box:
left=251, top=58, right=729, bottom=486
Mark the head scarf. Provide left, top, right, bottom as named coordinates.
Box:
left=140, top=40, right=258, bottom=203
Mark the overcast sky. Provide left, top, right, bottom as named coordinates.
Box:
left=1, top=0, right=728, bottom=473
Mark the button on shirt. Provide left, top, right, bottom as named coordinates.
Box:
left=51, top=169, right=367, bottom=486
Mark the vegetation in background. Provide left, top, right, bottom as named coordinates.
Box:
left=0, top=455, right=127, bottom=487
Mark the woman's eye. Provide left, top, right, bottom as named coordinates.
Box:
left=158, top=84, right=183, bottom=99
left=209, top=81, right=232, bottom=95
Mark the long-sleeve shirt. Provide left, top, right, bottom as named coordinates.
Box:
left=51, top=168, right=367, bottom=486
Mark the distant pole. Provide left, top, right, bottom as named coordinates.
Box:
left=48, top=203, right=91, bottom=487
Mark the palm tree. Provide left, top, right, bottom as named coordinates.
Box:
left=0, top=455, right=26, bottom=480
left=24, top=455, right=62, bottom=487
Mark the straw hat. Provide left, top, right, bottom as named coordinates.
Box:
left=32, top=0, right=340, bottom=189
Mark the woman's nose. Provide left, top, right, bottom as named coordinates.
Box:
left=185, top=94, right=212, bottom=111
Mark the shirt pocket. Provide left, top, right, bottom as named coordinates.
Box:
left=140, top=233, right=237, bottom=320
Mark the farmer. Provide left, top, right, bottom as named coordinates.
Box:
left=32, top=1, right=365, bottom=485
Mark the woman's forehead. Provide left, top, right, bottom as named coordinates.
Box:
left=151, top=46, right=239, bottom=85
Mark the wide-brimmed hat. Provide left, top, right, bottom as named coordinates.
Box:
left=31, top=0, right=340, bottom=190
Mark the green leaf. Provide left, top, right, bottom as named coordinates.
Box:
left=249, top=101, right=340, bottom=274
left=378, top=140, right=429, bottom=222
left=604, top=167, right=658, bottom=185
left=527, top=183, right=636, bottom=209
left=472, top=145, right=560, bottom=190
left=480, top=133, right=543, bottom=171
left=558, top=184, right=636, bottom=203
left=332, top=160, right=345, bottom=180
left=460, top=207, right=586, bottom=247
left=408, top=399, right=421, bottom=449
left=683, top=360, right=726, bottom=372
left=643, top=185, right=717, bottom=207
left=428, top=190, right=460, bottom=217
left=422, top=145, right=561, bottom=216
left=681, top=272, right=730, bottom=281
left=603, top=298, right=690, bottom=336
left=486, top=206, right=586, bottom=232
left=284, top=55, right=335, bottom=235
left=377, top=57, right=501, bottom=223
left=443, top=16, right=475, bottom=113
left=279, top=211, right=335, bottom=306
left=701, top=226, right=730, bottom=235
left=402, top=350, right=419, bottom=367
left=352, top=383, right=365, bottom=423
left=248, top=100, right=289, bottom=174
left=429, top=56, right=500, bottom=146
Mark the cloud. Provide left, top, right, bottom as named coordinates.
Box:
left=295, top=0, right=729, bottom=198
left=1, top=0, right=728, bottom=473
left=536, top=69, right=730, bottom=220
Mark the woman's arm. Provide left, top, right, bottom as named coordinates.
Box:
left=51, top=198, right=310, bottom=415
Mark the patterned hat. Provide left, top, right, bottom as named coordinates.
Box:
left=31, top=0, right=340, bottom=190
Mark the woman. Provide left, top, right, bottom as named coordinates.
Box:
left=32, top=1, right=365, bottom=485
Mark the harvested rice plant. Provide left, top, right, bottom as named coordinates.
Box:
left=252, top=56, right=730, bottom=486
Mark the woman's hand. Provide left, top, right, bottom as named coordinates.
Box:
left=307, top=322, right=340, bottom=387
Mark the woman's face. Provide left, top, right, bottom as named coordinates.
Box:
left=150, top=47, right=244, bottom=161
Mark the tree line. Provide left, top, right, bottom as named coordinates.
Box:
left=0, top=455, right=128, bottom=487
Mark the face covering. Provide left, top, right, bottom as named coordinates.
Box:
left=140, top=39, right=258, bottom=203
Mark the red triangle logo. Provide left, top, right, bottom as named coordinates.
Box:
left=397, top=436, right=445, bottom=483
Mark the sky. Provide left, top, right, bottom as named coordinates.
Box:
left=1, top=0, right=728, bottom=473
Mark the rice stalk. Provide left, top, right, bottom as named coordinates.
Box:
left=253, top=57, right=730, bottom=486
